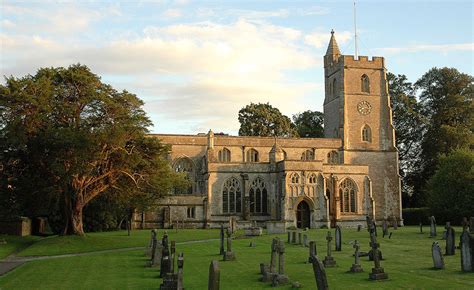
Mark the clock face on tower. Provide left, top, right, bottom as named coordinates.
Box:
left=357, top=101, right=372, bottom=115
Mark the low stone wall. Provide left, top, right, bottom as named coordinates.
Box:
left=0, top=217, right=32, bottom=236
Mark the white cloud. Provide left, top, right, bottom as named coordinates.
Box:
left=162, top=8, right=182, bottom=18
left=297, top=6, right=330, bottom=16
left=375, top=43, right=474, bottom=54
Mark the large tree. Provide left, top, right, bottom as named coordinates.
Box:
left=414, top=67, right=473, bottom=203
left=0, top=64, right=183, bottom=235
left=238, top=102, right=298, bottom=137
left=292, top=110, right=324, bottom=138
left=387, top=72, right=425, bottom=206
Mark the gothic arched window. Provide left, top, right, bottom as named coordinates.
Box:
left=362, top=125, right=372, bottom=142
left=301, top=149, right=314, bottom=161
left=218, top=148, right=231, bottom=162
left=247, top=148, right=259, bottom=163
left=361, top=74, right=370, bottom=93
left=308, top=173, right=317, bottom=184
left=327, top=151, right=339, bottom=164
left=290, top=172, right=300, bottom=184
left=222, top=177, right=242, bottom=214
left=173, top=157, right=194, bottom=194
left=249, top=177, right=268, bottom=214
left=339, top=178, right=357, bottom=213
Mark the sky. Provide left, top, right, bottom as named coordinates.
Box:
left=1, top=0, right=473, bottom=134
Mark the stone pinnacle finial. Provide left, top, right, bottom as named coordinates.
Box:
left=331, top=29, right=335, bottom=35
left=326, top=29, right=341, bottom=56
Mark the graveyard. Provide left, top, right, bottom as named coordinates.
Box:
left=1, top=225, right=473, bottom=289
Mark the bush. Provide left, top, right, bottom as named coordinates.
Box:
left=402, top=207, right=431, bottom=225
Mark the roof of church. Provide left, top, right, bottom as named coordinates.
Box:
left=325, top=29, right=341, bottom=56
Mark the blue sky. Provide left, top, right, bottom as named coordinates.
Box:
left=1, top=0, right=473, bottom=134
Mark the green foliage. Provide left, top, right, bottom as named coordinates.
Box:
left=292, top=110, right=324, bottom=138
left=238, top=102, right=298, bottom=137
left=427, top=149, right=474, bottom=224
left=0, top=64, right=184, bottom=235
left=401, top=207, right=430, bottom=225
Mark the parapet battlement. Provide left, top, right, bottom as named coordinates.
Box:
left=325, top=54, right=385, bottom=73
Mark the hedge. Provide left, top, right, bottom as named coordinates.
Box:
left=402, top=207, right=431, bottom=225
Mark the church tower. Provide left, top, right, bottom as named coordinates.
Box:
left=323, top=31, right=402, bottom=223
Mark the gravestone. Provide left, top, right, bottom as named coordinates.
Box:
left=287, top=232, right=291, bottom=243
left=219, top=224, right=225, bottom=255
left=368, top=233, right=388, bottom=280
left=366, top=216, right=373, bottom=233
left=262, top=238, right=279, bottom=282
left=291, top=231, right=297, bottom=244
left=311, top=255, right=329, bottom=290
left=303, top=234, right=309, bottom=247
left=298, top=232, right=302, bottom=245
left=460, top=231, right=473, bottom=272
left=335, top=225, right=342, bottom=251
left=442, top=222, right=450, bottom=240
left=462, top=217, right=469, bottom=232
left=276, top=240, right=289, bottom=284
left=392, top=216, right=398, bottom=230
left=350, top=240, right=363, bottom=273
left=323, top=231, right=336, bottom=267
left=177, top=253, right=184, bottom=290
left=431, top=241, right=444, bottom=269
left=224, top=228, right=236, bottom=261
left=170, top=241, right=176, bottom=273
left=229, top=217, right=237, bottom=234
left=308, top=241, right=317, bottom=263
left=430, top=216, right=437, bottom=237
left=149, top=230, right=160, bottom=267
left=368, top=247, right=383, bottom=261
left=382, top=220, right=389, bottom=238
left=160, top=255, right=172, bottom=278
left=419, top=222, right=423, bottom=234
left=146, top=229, right=157, bottom=257
left=357, top=225, right=362, bottom=232
left=159, top=253, right=184, bottom=290
left=445, top=225, right=455, bottom=256
left=208, top=260, right=220, bottom=290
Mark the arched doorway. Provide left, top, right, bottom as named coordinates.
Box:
left=296, top=201, right=311, bottom=229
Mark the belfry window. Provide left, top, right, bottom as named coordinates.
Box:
left=247, top=148, right=259, bottom=163
left=173, top=157, right=194, bottom=194
left=222, top=177, right=242, bottom=214
left=339, top=178, right=357, bottom=213
left=333, top=78, right=337, bottom=97
left=308, top=173, right=317, bottom=184
left=301, top=149, right=314, bottom=161
left=249, top=177, right=268, bottom=214
left=327, top=151, right=339, bottom=164
left=361, top=74, right=370, bottom=93
left=218, top=148, right=231, bottom=162
left=362, top=125, right=372, bottom=142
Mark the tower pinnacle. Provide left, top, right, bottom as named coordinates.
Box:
left=325, top=30, right=341, bottom=56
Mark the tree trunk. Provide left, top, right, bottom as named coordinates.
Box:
left=62, top=194, right=85, bottom=236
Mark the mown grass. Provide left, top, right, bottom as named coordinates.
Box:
left=17, top=229, right=219, bottom=257
left=0, top=235, right=42, bottom=259
left=1, top=226, right=473, bottom=289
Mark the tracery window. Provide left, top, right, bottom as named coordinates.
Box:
left=327, top=151, right=339, bottom=164
left=222, top=177, right=242, bottom=214
left=308, top=173, right=317, bottom=184
left=301, top=149, right=314, bottom=161
left=339, top=178, right=357, bottom=213
left=288, top=172, right=300, bottom=197
left=362, top=125, right=372, bottom=142
left=249, top=177, right=268, bottom=214
left=361, top=74, right=370, bottom=93
left=247, top=148, right=259, bottom=163
left=290, top=172, right=300, bottom=184
left=218, top=148, right=231, bottom=162
left=173, top=157, right=194, bottom=194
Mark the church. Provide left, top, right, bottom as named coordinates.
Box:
left=136, top=31, right=402, bottom=229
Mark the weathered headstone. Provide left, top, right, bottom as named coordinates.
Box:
left=335, top=225, right=342, bottom=251
left=303, top=234, right=309, bottom=247
left=430, top=216, right=437, bottom=237
left=382, top=220, right=389, bottom=238
left=323, top=231, right=336, bottom=267
left=368, top=233, right=388, bottom=280
left=287, top=231, right=291, bottom=243
left=149, top=230, right=160, bottom=267
left=445, top=225, right=455, bottom=256
left=291, top=231, right=297, bottom=244
left=392, top=216, right=398, bottom=230
left=276, top=240, right=289, bottom=284
left=170, top=241, right=176, bottom=273
left=357, top=225, right=362, bottom=232
left=431, top=241, right=444, bottom=269
left=419, top=222, right=423, bottom=234
left=261, top=238, right=279, bottom=282
left=350, top=240, right=363, bottom=273
left=460, top=230, right=473, bottom=272
left=224, top=228, right=236, bottom=261
left=177, top=253, right=184, bottom=290
left=311, top=255, right=329, bottom=290
left=146, top=229, right=157, bottom=257
left=208, top=260, right=220, bottom=290
left=159, top=253, right=184, bottom=290
left=308, top=241, right=317, bottom=263
left=160, top=255, right=172, bottom=278
left=219, top=224, right=225, bottom=255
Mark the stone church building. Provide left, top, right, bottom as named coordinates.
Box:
left=137, top=31, right=402, bottom=229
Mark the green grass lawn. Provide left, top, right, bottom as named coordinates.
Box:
left=0, top=235, right=42, bottom=259
left=1, top=227, right=473, bottom=289
left=17, top=229, right=219, bottom=256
